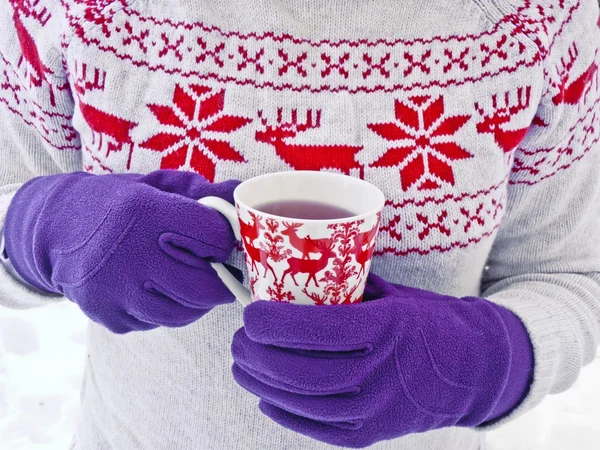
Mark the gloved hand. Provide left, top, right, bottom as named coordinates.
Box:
left=4, top=169, right=241, bottom=334
left=232, top=273, right=534, bottom=448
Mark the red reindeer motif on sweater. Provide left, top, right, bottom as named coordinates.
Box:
left=551, top=44, right=598, bottom=106
left=474, top=86, right=532, bottom=153
left=73, top=63, right=138, bottom=170
left=255, top=108, right=364, bottom=177
left=10, top=0, right=62, bottom=106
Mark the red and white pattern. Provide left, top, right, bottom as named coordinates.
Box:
left=60, top=0, right=582, bottom=94
left=53, top=0, right=598, bottom=261
left=474, top=86, right=533, bottom=154
left=512, top=92, right=600, bottom=184
left=0, top=51, right=79, bottom=152
left=368, top=95, right=472, bottom=191
left=10, top=0, right=58, bottom=106
left=512, top=42, right=600, bottom=184
left=237, top=205, right=381, bottom=305
left=375, top=179, right=507, bottom=256
left=255, top=108, right=365, bottom=177
left=140, top=83, right=252, bottom=181
left=2, top=0, right=598, bottom=265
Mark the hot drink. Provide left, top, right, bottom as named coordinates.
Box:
left=199, top=170, right=385, bottom=306
left=254, top=200, right=355, bottom=220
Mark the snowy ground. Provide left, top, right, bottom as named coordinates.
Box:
left=0, top=302, right=599, bottom=450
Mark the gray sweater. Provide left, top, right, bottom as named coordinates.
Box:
left=1, top=0, right=599, bottom=448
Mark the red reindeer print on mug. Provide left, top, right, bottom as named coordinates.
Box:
left=281, top=222, right=334, bottom=260
left=349, top=216, right=380, bottom=277
left=354, top=216, right=380, bottom=248
left=282, top=240, right=337, bottom=288
left=239, top=210, right=265, bottom=245
left=351, top=239, right=376, bottom=278
left=243, top=239, right=277, bottom=279
left=238, top=214, right=285, bottom=280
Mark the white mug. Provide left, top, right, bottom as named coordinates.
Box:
left=199, top=171, right=385, bottom=306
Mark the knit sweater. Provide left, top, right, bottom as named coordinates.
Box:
left=1, top=0, right=600, bottom=449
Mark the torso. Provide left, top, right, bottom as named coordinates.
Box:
left=55, top=0, right=557, bottom=447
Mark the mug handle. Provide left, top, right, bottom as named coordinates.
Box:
left=198, top=196, right=252, bottom=307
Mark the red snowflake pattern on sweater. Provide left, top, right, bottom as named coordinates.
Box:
left=29, top=0, right=596, bottom=264
left=368, top=95, right=472, bottom=191
left=140, top=84, right=252, bottom=182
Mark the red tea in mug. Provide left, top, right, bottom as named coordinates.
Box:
left=255, top=200, right=355, bottom=220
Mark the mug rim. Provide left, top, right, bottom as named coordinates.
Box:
left=233, top=170, right=385, bottom=224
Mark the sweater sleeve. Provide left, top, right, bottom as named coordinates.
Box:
left=0, top=0, right=81, bottom=308
left=479, top=0, right=600, bottom=427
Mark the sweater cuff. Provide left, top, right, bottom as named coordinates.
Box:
left=0, top=190, right=63, bottom=309
left=478, top=285, right=563, bottom=431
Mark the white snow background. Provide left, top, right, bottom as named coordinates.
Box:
left=0, top=302, right=599, bottom=450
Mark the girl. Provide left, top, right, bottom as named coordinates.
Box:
left=1, top=0, right=599, bottom=448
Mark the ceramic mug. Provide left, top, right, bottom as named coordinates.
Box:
left=199, top=171, right=385, bottom=306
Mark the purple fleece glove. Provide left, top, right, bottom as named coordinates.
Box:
left=4, top=170, right=241, bottom=334
left=232, top=273, right=534, bottom=448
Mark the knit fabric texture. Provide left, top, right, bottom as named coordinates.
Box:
left=1, top=0, right=600, bottom=449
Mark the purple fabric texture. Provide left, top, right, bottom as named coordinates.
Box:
left=4, top=169, right=241, bottom=333
left=232, top=273, right=534, bottom=448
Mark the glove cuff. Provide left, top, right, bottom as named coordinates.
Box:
left=483, top=302, right=535, bottom=424
left=4, top=174, right=75, bottom=294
